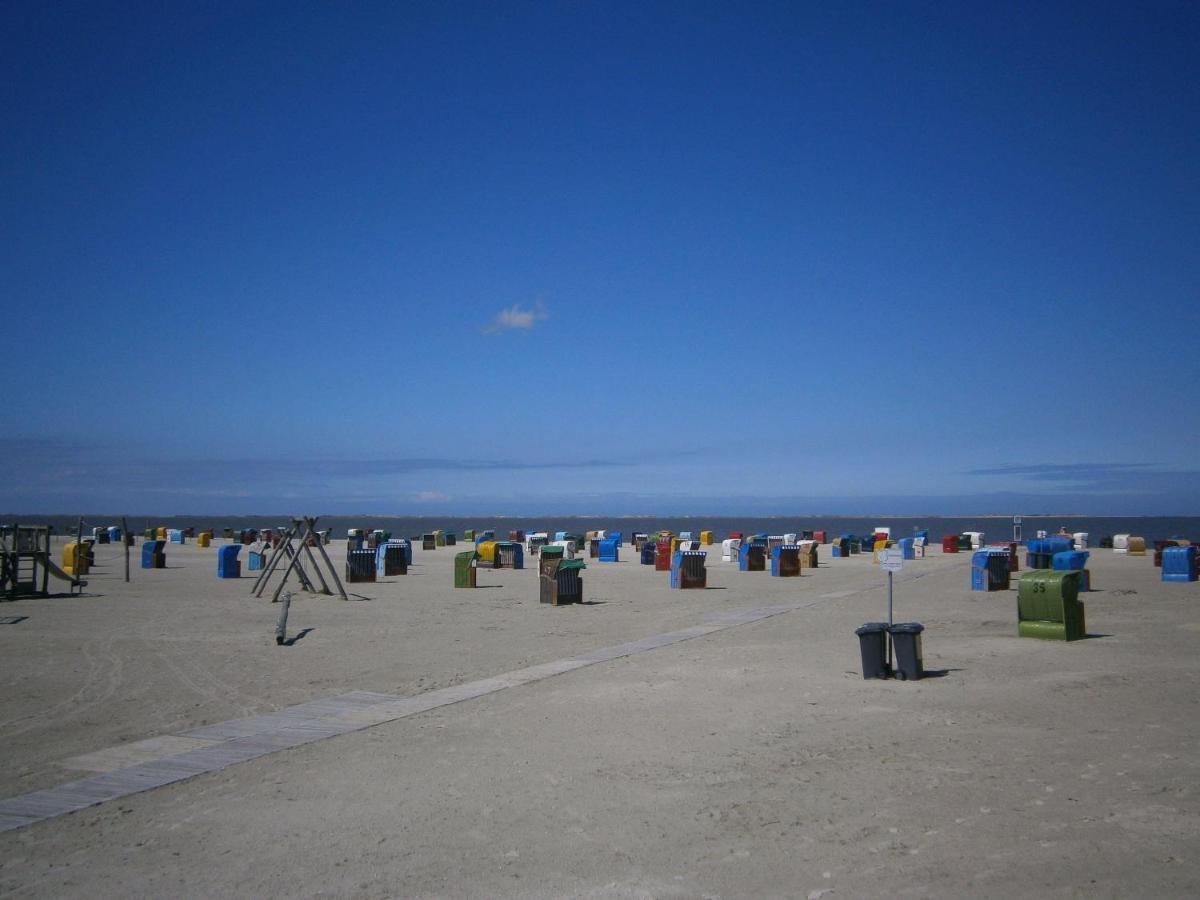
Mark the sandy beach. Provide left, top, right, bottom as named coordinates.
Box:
left=1, top=535, right=1198, bottom=898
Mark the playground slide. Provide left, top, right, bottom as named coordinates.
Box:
left=44, top=559, right=87, bottom=588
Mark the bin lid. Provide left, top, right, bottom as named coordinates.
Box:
left=855, top=622, right=889, bottom=635
left=888, top=622, right=924, bottom=634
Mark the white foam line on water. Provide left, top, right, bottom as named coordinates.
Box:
left=0, top=578, right=894, bottom=833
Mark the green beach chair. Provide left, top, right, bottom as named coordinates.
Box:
left=1017, top=570, right=1086, bottom=641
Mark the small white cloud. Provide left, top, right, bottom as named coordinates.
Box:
left=413, top=490, right=449, bottom=502
left=482, top=300, right=549, bottom=334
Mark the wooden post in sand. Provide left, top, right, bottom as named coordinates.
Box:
left=75, top=517, right=84, bottom=594
left=275, top=591, right=291, bottom=645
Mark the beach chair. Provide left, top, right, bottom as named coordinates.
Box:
left=454, top=551, right=478, bottom=588
left=655, top=538, right=673, bottom=571
left=771, top=545, right=801, bottom=577
left=970, top=549, right=1010, bottom=591
left=345, top=549, right=376, bottom=583
left=1049, top=549, right=1090, bottom=592
left=671, top=550, right=707, bottom=589
left=739, top=542, right=766, bottom=572
left=799, top=541, right=818, bottom=569
left=377, top=542, right=408, bottom=577
left=216, top=545, right=241, bottom=578
left=477, top=540, right=498, bottom=568
left=540, top=557, right=584, bottom=605
left=539, top=545, right=565, bottom=578
left=1162, top=546, right=1198, bottom=582
left=141, top=540, right=166, bottom=569
left=1017, top=570, right=1085, bottom=641
left=495, top=541, right=524, bottom=570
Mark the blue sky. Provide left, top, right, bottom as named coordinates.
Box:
left=3, top=1, right=1198, bottom=515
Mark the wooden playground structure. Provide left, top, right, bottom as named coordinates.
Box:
left=1, top=525, right=86, bottom=600
left=252, top=516, right=347, bottom=603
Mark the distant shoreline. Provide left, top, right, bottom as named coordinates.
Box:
left=2, top=512, right=1183, bottom=521
left=324, top=513, right=1095, bottom=520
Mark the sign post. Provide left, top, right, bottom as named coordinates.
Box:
left=877, top=546, right=904, bottom=670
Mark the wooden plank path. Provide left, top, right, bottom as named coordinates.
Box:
left=0, top=585, right=877, bottom=834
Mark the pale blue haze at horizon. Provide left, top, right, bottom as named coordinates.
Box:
left=2, top=2, right=1197, bottom=512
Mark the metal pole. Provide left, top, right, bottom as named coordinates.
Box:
left=887, top=569, right=894, bottom=672
left=122, top=516, right=130, bottom=583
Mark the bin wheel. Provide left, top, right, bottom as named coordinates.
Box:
left=895, top=671, right=907, bottom=681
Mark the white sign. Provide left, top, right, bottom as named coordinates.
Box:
left=877, top=547, right=904, bottom=572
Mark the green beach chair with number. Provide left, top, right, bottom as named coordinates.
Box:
left=1017, top=570, right=1085, bottom=641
